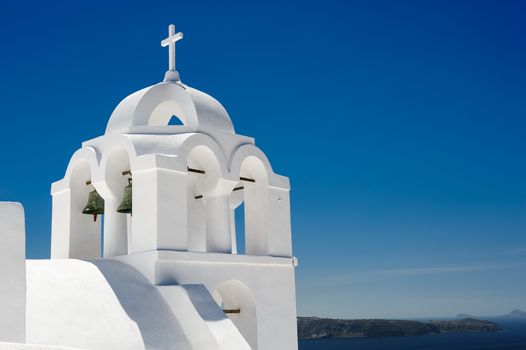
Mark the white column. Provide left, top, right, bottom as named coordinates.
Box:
left=0, top=202, right=26, bottom=343
left=50, top=189, right=71, bottom=258
left=205, top=195, right=232, bottom=253
left=187, top=189, right=207, bottom=252
left=132, top=168, right=188, bottom=253
left=244, top=182, right=269, bottom=256
left=267, top=187, right=292, bottom=257
left=131, top=169, right=157, bottom=252
left=103, top=199, right=128, bottom=257
left=157, top=168, right=189, bottom=250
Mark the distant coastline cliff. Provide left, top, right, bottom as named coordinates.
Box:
left=457, top=309, right=526, bottom=320
left=297, top=317, right=503, bottom=339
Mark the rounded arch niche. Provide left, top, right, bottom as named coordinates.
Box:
left=212, top=280, right=258, bottom=350
left=186, top=144, right=227, bottom=253
left=237, top=155, right=270, bottom=256
left=66, top=158, right=102, bottom=259
left=148, top=100, right=189, bottom=126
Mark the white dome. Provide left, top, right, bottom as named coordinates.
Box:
left=105, top=81, right=235, bottom=135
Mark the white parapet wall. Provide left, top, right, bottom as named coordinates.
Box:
left=0, top=202, right=26, bottom=343
left=25, top=258, right=256, bottom=350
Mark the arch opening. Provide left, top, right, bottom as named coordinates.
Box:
left=212, top=280, right=258, bottom=350
left=229, top=182, right=245, bottom=255
left=148, top=100, right=190, bottom=126
left=187, top=145, right=222, bottom=193
left=68, top=159, right=102, bottom=258
left=168, top=115, right=184, bottom=125
left=186, top=145, right=225, bottom=253
left=233, top=203, right=245, bottom=254
left=236, top=156, right=270, bottom=256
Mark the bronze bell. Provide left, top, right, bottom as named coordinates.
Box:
left=117, top=178, right=133, bottom=214
left=82, top=189, right=105, bottom=222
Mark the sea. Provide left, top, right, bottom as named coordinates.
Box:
left=298, top=320, right=526, bottom=350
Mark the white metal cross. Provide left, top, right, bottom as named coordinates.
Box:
left=161, top=24, right=183, bottom=71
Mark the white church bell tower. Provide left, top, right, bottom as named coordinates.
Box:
left=50, top=24, right=298, bottom=350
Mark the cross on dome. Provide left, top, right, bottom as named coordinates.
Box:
left=161, top=24, right=183, bottom=81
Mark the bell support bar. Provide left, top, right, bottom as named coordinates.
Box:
left=194, top=186, right=244, bottom=200
left=85, top=170, right=131, bottom=186
left=186, top=166, right=255, bottom=183
left=187, top=167, right=205, bottom=174
left=223, top=309, right=241, bottom=314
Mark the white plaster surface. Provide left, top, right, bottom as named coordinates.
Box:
left=153, top=251, right=298, bottom=350
left=157, top=285, right=251, bottom=350
left=0, top=202, right=26, bottom=343
left=26, top=259, right=144, bottom=350
left=25, top=259, right=254, bottom=350
left=105, top=83, right=234, bottom=135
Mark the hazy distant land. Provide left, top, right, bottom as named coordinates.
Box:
left=297, top=314, right=520, bottom=339
left=456, top=309, right=526, bottom=320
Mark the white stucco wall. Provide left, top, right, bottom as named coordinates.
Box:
left=157, top=284, right=251, bottom=350
left=0, top=202, right=26, bottom=343
left=25, top=259, right=255, bottom=350
left=26, top=260, right=144, bottom=350
left=148, top=251, right=298, bottom=350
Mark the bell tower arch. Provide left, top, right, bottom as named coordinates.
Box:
left=212, top=280, right=258, bottom=349
left=51, top=148, right=101, bottom=259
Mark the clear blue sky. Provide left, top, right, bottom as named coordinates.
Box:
left=0, top=0, right=525, bottom=318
